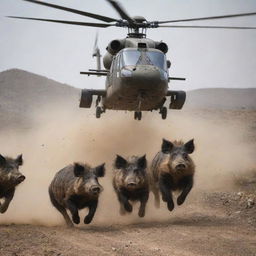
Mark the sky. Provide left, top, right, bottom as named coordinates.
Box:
left=0, top=0, right=256, bottom=91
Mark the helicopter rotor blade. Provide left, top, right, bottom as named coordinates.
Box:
left=157, top=12, right=256, bottom=24
left=7, top=16, right=114, bottom=28
left=106, top=0, right=135, bottom=24
left=94, top=32, right=99, bottom=49
left=158, top=25, right=256, bottom=29
left=21, top=0, right=118, bottom=23
left=93, top=32, right=100, bottom=55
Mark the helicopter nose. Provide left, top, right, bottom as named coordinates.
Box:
left=132, top=65, right=161, bottom=82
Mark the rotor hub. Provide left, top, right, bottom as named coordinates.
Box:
left=132, top=16, right=147, bottom=23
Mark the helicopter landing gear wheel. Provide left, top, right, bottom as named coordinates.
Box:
left=134, top=111, right=142, bottom=121
left=160, top=107, right=167, bottom=120
left=96, top=106, right=102, bottom=119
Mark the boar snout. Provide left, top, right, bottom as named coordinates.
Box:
left=16, top=175, right=25, bottom=184
left=127, top=181, right=137, bottom=188
left=90, top=185, right=102, bottom=195
left=175, top=164, right=186, bottom=170
left=125, top=176, right=138, bottom=188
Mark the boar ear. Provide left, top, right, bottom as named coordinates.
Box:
left=184, top=139, right=195, bottom=154
left=16, top=154, right=23, bottom=166
left=74, top=163, right=85, bottom=177
left=94, top=163, right=105, bottom=177
left=161, top=139, right=173, bottom=153
left=115, top=155, right=127, bottom=169
left=0, top=154, right=6, bottom=167
left=137, top=155, right=147, bottom=169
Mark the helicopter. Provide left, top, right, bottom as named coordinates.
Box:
left=7, top=0, right=256, bottom=120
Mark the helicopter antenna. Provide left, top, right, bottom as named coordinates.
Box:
left=92, top=32, right=101, bottom=72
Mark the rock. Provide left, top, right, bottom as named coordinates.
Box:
left=247, top=198, right=254, bottom=208
left=237, top=192, right=244, bottom=197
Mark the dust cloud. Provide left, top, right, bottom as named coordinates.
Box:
left=0, top=101, right=255, bottom=226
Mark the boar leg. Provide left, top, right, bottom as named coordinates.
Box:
left=84, top=200, right=98, bottom=224
left=138, top=192, right=149, bottom=218
left=59, top=208, right=74, bottom=227
left=57, top=207, right=74, bottom=227
left=0, top=190, right=14, bottom=214
left=177, top=176, right=193, bottom=206
left=49, top=191, right=73, bottom=227
left=159, top=175, right=174, bottom=211
left=66, top=199, right=80, bottom=225
left=119, top=203, right=126, bottom=216
left=118, top=193, right=133, bottom=213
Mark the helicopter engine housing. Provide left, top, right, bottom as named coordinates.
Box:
left=155, top=41, right=168, bottom=53
left=107, top=39, right=125, bottom=55
left=104, top=39, right=126, bottom=69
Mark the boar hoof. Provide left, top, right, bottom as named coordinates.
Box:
left=138, top=209, right=145, bottom=218
left=177, top=196, right=185, bottom=206
left=124, top=203, right=133, bottom=213
left=0, top=206, right=8, bottom=214
left=66, top=222, right=74, bottom=228
left=84, top=216, right=93, bottom=224
left=72, top=214, right=80, bottom=224
left=162, top=196, right=168, bottom=202
left=167, top=201, right=174, bottom=211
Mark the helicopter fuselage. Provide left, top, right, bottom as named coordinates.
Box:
left=103, top=48, right=168, bottom=111
left=79, top=36, right=186, bottom=119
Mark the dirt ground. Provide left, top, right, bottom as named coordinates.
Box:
left=0, top=109, right=256, bottom=256
left=0, top=192, right=255, bottom=256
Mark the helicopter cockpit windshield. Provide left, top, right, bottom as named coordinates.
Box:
left=121, top=49, right=167, bottom=71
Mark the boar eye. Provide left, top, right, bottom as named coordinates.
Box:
left=183, top=153, right=188, bottom=159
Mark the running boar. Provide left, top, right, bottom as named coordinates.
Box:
left=49, top=162, right=105, bottom=227
left=0, top=154, right=25, bottom=214
left=150, top=139, right=195, bottom=211
left=113, top=155, right=149, bottom=217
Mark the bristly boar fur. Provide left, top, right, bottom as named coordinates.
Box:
left=0, top=154, right=25, bottom=214
left=49, top=162, right=105, bottom=227
left=150, top=139, right=195, bottom=211
left=113, top=155, right=149, bottom=217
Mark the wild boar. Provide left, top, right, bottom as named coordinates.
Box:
left=49, top=162, right=105, bottom=227
left=112, top=155, right=149, bottom=217
left=150, top=139, right=195, bottom=211
left=0, top=154, right=25, bottom=214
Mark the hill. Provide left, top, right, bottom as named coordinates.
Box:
left=0, top=69, right=79, bottom=129
left=185, top=88, right=256, bottom=110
